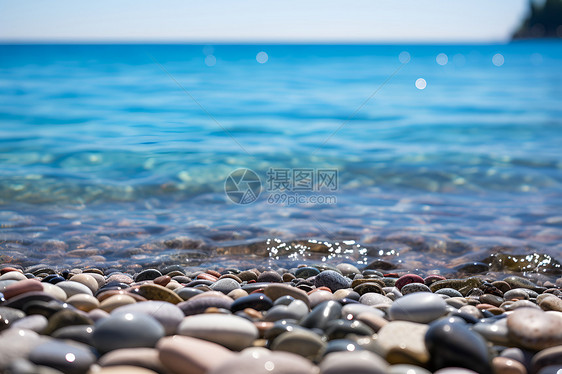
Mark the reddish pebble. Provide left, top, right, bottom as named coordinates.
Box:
left=249, top=288, right=265, bottom=294
left=154, top=275, right=171, bottom=287
left=206, top=270, right=221, bottom=278
left=197, top=273, right=218, bottom=282
left=3, top=279, right=43, bottom=299
left=0, top=267, right=23, bottom=275
left=395, top=274, right=425, bottom=291
left=476, top=303, right=496, bottom=310
left=384, top=273, right=399, bottom=278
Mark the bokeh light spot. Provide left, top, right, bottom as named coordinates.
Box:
left=492, top=53, right=505, bottom=67
left=436, top=53, right=448, bottom=66
left=205, top=55, right=216, bottom=67
left=399, top=51, right=411, bottom=64
left=415, top=78, right=427, bottom=90
left=256, top=51, right=269, bottom=64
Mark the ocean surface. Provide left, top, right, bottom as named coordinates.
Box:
left=1, top=43, right=561, bottom=276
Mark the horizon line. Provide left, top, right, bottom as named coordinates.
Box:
left=0, top=39, right=542, bottom=46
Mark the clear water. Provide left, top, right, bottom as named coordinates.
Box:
left=1, top=43, right=561, bottom=275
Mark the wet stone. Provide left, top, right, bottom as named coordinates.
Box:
left=29, top=339, right=96, bottom=374
left=68, top=274, right=99, bottom=293
left=43, top=309, right=93, bottom=335
left=353, top=282, right=384, bottom=296
left=3, top=279, right=44, bottom=299
left=134, top=269, right=162, bottom=282
left=506, top=307, right=562, bottom=350
left=504, top=288, right=530, bottom=301
left=480, top=293, right=504, bottom=307
left=208, top=350, right=317, bottom=374
left=319, top=350, right=388, bottom=374
left=178, top=292, right=234, bottom=316
left=425, top=317, right=492, bottom=374
left=55, top=281, right=93, bottom=298
left=177, top=313, right=258, bottom=351
left=323, top=339, right=364, bottom=356
left=301, top=300, right=342, bottom=331
left=395, top=274, right=425, bottom=291
left=11, top=314, right=48, bottom=333
left=174, top=287, right=204, bottom=301
left=257, top=270, right=283, bottom=283
left=264, top=299, right=308, bottom=322
left=473, top=318, right=510, bottom=346
left=388, top=364, right=432, bottom=374
left=112, top=300, right=184, bottom=335
left=434, top=288, right=463, bottom=298
left=400, top=283, right=431, bottom=294
left=336, top=263, right=361, bottom=277
left=98, top=347, right=167, bottom=374
left=539, top=294, right=562, bottom=312
left=389, top=292, right=447, bottom=323
left=531, top=345, right=562, bottom=374
left=137, top=284, right=183, bottom=304
left=264, top=284, right=310, bottom=308
left=295, top=267, right=320, bottom=278
left=100, top=294, right=136, bottom=312
left=324, top=319, right=374, bottom=340
left=503, top=276, right=543, bottom=292
left=375, top=321, right=430, bottom=365
left=270, top=329, right=326, bottom=361
left=492, top=356, right=527, bottom=374
left=0, top=306, right=26, bottom=331
left=314, top=270, right=351, bottom=292
left=210, top=278, right=241, bottom=294
left=237, top=270, right=258, bottom=282
left=92, top=312, right=165, bottom=354
left=66, top=294, right=100, bottom=312
left=51, top=325, right=95, bottom=346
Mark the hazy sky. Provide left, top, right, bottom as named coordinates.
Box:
left=0, top=0, right=529, bottom=43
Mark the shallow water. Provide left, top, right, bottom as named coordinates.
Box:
left=1, top=43, right=561, bottom=277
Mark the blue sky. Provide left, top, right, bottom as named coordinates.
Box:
left=0, top=0, right=529, bottom=43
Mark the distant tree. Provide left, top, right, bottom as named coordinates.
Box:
left=513, top=0, right=562, bottom=38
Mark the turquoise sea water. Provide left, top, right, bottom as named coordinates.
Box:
left=1, top=43, right=561, bottom=273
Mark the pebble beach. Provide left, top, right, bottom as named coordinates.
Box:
left=1, top=263, right=561, bottom=374
left=2, top=41, right=562, bottom=374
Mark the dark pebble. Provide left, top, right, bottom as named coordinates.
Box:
left=425, top=317, right=492, bottom=374
left=231, top=293, right=273, bottom=313
left=134, top=269, right=162, bottom=282
left=0, top=306, right=26, bottom=331
left=323, top=339, right=364, bottom=357
left=295, top=267, right=320, bottom=279
left=324, top=319, right=374, bottom=340
left=301, top=300, right=342, bottom=330
left=315, top=271, right=351, bottom=292
left=353, top=282, right=384, bottom=295
left=43, top=309, right=93, bottom=335
left=257, top=270, right=283, bottom=283
left=51, top=325, right=95, bottom=346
